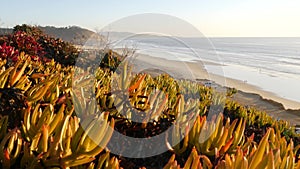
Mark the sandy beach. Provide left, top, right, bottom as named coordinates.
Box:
left=124, top=53, right=300, bottom=125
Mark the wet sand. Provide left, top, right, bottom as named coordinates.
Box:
left=125, top=53, right=300, bottom=125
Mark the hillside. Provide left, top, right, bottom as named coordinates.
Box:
left=0, top=25, right=96, bottom=45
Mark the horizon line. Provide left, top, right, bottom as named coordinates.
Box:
left=1, top=25, right=300, bottom=38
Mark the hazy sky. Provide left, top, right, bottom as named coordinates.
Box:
left=1, top=0, right=300, bottom=37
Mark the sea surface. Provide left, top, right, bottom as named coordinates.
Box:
left=107, top=35, right=300, bottom=103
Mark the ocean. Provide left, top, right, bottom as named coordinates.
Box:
left=108, top=35, right=300, bottom=103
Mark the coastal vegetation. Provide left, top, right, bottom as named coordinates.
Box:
left=0, top=25, right=299, bottom=168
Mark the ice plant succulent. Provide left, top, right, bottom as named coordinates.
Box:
left=0, top=43, right=19, bottom=62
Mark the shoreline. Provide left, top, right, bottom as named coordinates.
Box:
left=124, top=53, right=300, bottom=125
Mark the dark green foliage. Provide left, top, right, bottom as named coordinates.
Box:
left=0, top=88, right=25, bottom=128
left=13, top=24, right=43, bottom=37
left=39, top=36, right=79, bottom=65
left=99, top=49, right=124, bottom=71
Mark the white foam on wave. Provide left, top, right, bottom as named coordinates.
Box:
left=205, top=63, right=300, bottom=102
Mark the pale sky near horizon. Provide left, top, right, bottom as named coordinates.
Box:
left=1, top=0, right=300, bottom=37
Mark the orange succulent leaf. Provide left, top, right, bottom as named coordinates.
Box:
left=128, top=74, right=147, bottom=92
